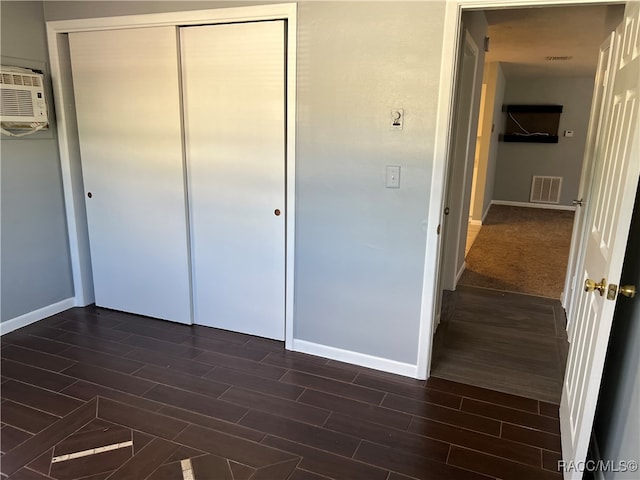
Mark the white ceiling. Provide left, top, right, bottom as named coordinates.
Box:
left=483, top=4, right=625, bottom=78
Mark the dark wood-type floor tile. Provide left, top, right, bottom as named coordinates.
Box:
left=0, top=360, right=76, bottom=393
left=6, top=467, right=55, bottom=479
left=354, top=372, right=461, bottom=408
left=539, top=401, right=560, bottom=418
left=288, top=469, right=331, bottom=480
left=194, top=349, right=286, bottom=379
left=156, top=405, right=264, bottom=443
left=124, top=348, right=214, bottom=377
left=461, top=398, right=560, bottom=433
left=119, top=334, right=202, bottom=360
left=299, top=389, right=411, bottom=430
left=0, top=345, right=76, bottom=373
left=204, top=366, right=302, bottom=400
left=96, top=398, right=187, bottom=441
left=0, top=398, right=97, bottom=477
left=60, top=363, right=154, bottom=397
left=105, top=438, right=176, bottom=480
left=0, top=401, right=60, bottom=434
left=282, top=370, right=386, bottom=404
left=382, top=393, right=501, bottom=436
left=408, top=416, right=541, bottom=467
left=60, top=380, right=165, bottom=413
left=55, top=345, right=144, bottom=374
left=143, top=384, right=246, bottom=423
left=262, top=352, right=356, bottom=382
left=239, top=410, right=360, bottom=457
left=263, top=436, right=388, bottom=480
left=501, top=422, right=563, bottom=452
left=431, top=286, right=568, bottom=404
left=0, top=425, right=32, bottom=454
left=448, top=445, right=563, bottom=480
left=1, top=381, right=82, bottom=418
left=426, top=376, right=539, bottom=413
left=54, top=318, right=132, bottom=342
left=220, top=386, right=330, bottom=425
left=1, top=305, right=565, bottom=480
left=50, top=446, right=132, bottom=480
left=324, top=412, right=450, bottom=462
left=133, top=364, right=229, bottom=398
left=174, top=424, right=297, bottom=469
left=355, top=440, right=494, bottom=480
left=2, top=334, right=70, bottom=356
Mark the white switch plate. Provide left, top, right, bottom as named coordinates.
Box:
left=386, top=165, right=400, bottom=188
left=564, top=130, right=574, bottom=137
left=391, top=109, right=403, bottom=130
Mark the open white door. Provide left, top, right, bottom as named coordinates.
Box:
left=562, top=32, right=615, bottom=328
left=560, top=3, right=639, bottom=478
left=441, top=30, right=479, bottom=291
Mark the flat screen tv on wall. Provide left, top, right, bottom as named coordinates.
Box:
left=501, top=104, right=562, bottom=143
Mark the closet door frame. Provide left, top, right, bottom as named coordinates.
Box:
left=47, top=3, right=297, bottom=347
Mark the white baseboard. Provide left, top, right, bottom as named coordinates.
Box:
left=482, top=203, right=491, bottom=222
left=491, top=200, right=576, bottom=211
left=455, top=261, right=466, bottom=285
left=1, top=298, right=75, bottom=335
left=291, top=339, right=418, bottom=378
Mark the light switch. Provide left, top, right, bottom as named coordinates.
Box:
left=386, top=165, right=400, bottom=188
left=564, top=130, right=574, bottom=137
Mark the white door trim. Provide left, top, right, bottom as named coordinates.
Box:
left=46, top=3, right=297, bottom=348
left=417, top=0, right=615, bottom=379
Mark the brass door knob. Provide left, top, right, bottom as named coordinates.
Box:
left=585, top=278, right=607, bottom=296
left=619, top=285, right=636, bottom=298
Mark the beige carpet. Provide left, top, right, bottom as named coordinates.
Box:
left=459, top=205, right=575, bottom=299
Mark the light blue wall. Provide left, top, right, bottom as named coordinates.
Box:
left=42, top=1, right=446, bottom=365
left=293, top=2, right=444, bottom=364
left=493, top=76, right=594, bottom=206
left=1, top=1, right=74, bottom=322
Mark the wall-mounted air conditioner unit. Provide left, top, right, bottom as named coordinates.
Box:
left=1, top=66, right=49, bottom=136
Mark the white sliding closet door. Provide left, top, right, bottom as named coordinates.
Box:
left=69, top=27, right=192, bottom=324
left=181, top=21, right=286, bottom=340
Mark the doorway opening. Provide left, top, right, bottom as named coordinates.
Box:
left=430, top=3, right=625, bottom=403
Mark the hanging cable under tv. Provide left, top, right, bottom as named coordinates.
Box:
left=501, top=104, right=562, bottom=143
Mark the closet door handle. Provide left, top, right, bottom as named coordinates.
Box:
left=274, top=209, right=281, bottom=216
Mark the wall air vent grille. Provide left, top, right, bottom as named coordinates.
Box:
left=530, top=176, right=562, bottom=204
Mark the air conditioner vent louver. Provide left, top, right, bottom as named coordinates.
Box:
left=0, top=73, right=41, bottom=87
left=530, top=176, right=562, bottom=204
left=1, top=89, right=34, bottom=117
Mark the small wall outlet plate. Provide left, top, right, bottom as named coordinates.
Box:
left=564, top=130, right=574, bottom=137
